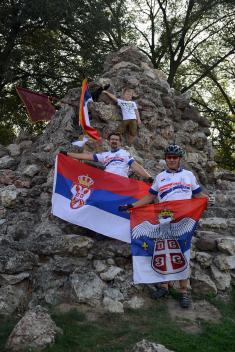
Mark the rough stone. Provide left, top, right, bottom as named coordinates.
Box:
left=210, top=265, right=231, bottom=291
left=0, top=283, right=29, bottom=316
left=100, top=266, right=123, bottom=281
left=191, top=270, right=217, bottom=294
left=214, top=255, right=235, bottom=271
left=0, top=155, right=17, bottom=169
left=6, top=305, right=62, bottom=351
left=103, top=287, right=124, bottom=302
left=71, top=271, right=107, bottom=305
left=103, top=297, right=124, bottom=313
left=124, top=296, right=145, bottom=309
left=131, top=339, right=175, bottom=352
left=7, top=144, right=21, bottom=157
left=195, top=252, right=212, bottom=267
left=23, top=164, right=40, bottom=177
left=217, top=237, right=235, bottom=255
left=0, top=185, right=18, bottom=208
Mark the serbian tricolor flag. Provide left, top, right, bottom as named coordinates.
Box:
left=52, top=154, right=149, bottom=242
left=79, top=79, right=101, bottom=141
left=16, top=87, right=56, bottom=122
left=130, top=198, right=207, bottom=283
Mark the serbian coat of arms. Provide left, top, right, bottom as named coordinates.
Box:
left=70, top=175, right=94, bottom=209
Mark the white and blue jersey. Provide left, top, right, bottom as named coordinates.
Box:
left=149, top=168, right=201, bottom=202
left=93, top=148, right=134, bottom=177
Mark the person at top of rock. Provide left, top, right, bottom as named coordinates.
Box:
left=60, top=132, right=153, bottom=181
left=102, top=87, right=141, bottom=146
left=119, top=144, right=211, bottom=309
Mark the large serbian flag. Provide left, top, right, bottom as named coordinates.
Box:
left=79, top=79, right=101, bottom=141
left=130, top=198, right=207, bottom=283
left=16, top=87, right=56, bottom=122
left=52, top=153, right=149, bottom=242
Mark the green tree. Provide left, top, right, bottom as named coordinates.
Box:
left=0, top=0, right=134, bottom=142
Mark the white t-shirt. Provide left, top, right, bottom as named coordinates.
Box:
left=93, top=148, right=134, bottom=177
left=149, top=169, right=201, bottom=202
left=117, top=99, right=138, bottom=120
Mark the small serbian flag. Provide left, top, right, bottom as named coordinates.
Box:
left=16, top=87, right=56, bottom=122
left=130, top=198, right=207, bottom=283
left=79, top=79, right=101, bottom=141
left=52, top=154, right=149, bottom=243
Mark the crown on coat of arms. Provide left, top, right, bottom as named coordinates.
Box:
left=78, top=175, right=94, bottom=188
left=158, top=209, right=174, bottom=218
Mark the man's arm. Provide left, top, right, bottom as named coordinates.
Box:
left=133, top=193, right=156, bottom=207
left=66, top=152, right=94, bottom=161
left=193, top=192, right=208, bottom=199
left=130, top=161, right=151, bottom=178
left=102, top=91, right=117, bottom=103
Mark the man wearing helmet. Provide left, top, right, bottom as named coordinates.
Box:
left=119, top=144, right=208, bottom=308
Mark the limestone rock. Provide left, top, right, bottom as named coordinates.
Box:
left=210, top=265, right=231, bottom=291
left=0, top=155, right=17, bottom=169
left=0, top=184, right=18, bottom=208
left=7, top=144, right=21, bottom=157
left=62, top=234, right=94, bottom=256
left=6, top=305, right=62, bottom=351
left=199, top=217, right=228, bottom=230
left=103, top=297, right=124, bottom=313
left=71, top=270, right=107, bottom=305
left=217, top=237, right=235, bottom=255
left=195, top=252, right=212, bottom=267
left=93, top=259, right=108, bottom=273
left=191, top=270, right=217, bottom=294
left=23, top=164, right=40, bottom=177
left=103, top=287, right=124, bottom=301
left=214, top=255, right=235, bottom=271
left=131, top=339, right=175, bottom=352
left=100, top=266, right=123, bottom=281
left=0, top=144, right=8, bottom=158
left=0, top=283, right=29, bottom=316
left=124, top=296, right=145, bottom=309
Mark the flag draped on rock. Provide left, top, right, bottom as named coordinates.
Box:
left=130, top=198, right=207, bottom=283
left=16, top=87, right=56, bottom=122
left=52, top=154, right=149, bottom=243
left=79, top=79, right=101, bottom=141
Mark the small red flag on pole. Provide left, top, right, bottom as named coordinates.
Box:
left=16, top=87, right=56, bottom=122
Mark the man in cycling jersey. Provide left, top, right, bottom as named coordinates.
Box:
left=119, top=144, right=208, bottom=308
left=60, top=132, right=153, bottom=181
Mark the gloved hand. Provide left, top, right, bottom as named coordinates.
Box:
left=145, top=177, right=154, bottom=184
left=118, top=204, right=134, bottom=212
left=60, top=151, right=67, bottom=156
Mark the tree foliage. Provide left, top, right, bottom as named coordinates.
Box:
left=0, top=0, right=134, bottom=143
left=132, top=0, right=235, bottom=169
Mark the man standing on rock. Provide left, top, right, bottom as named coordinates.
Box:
left=60, top=132, right=153, bottom=181
left=119, top=144, right=209, bottom=308
left=103, top=88, right=141, bottom=146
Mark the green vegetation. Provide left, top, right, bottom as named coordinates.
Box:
left=0, top=0, right=235, bottom=169
left=1, top=290, right=235, bottom=352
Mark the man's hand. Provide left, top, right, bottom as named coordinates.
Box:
left=145, top=177, right=154, bottom=184
left=60, top=151, right=67, bottom=156
left=118, top=204, right=134, bottom=212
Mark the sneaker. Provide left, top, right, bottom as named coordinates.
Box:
left=179, top=292, right=191, bottom=308
left=152, top=287, right=169, bottom=299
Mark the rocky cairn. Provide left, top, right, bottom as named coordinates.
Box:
left=0, top=46, right=234, bottom=351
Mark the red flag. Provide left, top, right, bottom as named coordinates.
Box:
left=16, top=87, right=56, bottom=122
left=79, top=79, right=101, bottom=141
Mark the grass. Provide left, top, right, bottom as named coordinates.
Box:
left=1, top=290, right=235, bottom=352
